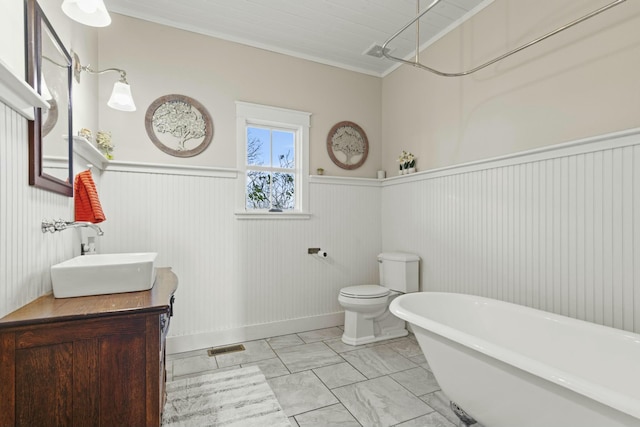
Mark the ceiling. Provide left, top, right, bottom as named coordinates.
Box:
left=104, top=0, right=491, bottom=77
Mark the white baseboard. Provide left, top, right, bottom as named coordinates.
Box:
left=166, top=311, right=345, bottom=354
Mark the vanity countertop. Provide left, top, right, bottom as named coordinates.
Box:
left=0, top=267, right=178, bottom=328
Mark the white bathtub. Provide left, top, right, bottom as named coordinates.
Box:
left=389, top=292, right=640, bottom=427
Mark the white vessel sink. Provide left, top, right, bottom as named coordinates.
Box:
left=51, top=252, right=158, bottom=298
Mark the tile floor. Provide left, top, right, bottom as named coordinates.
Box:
left=166, top=326, right=470, bottom=427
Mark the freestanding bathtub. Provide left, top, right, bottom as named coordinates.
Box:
left=389, top=292, right=640, bottom=427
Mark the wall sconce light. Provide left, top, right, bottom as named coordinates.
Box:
left=62, top=0, right=111, bottom=27
left=73, top=52, right=137, bottom=112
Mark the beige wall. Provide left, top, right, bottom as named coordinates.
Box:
left=11, top=1, right=635, bottom=179
left=0, top=0, right=24, bottom=78
left=3, top=1, right=638, bottom=179
left=97, top=14, right=382, bottom=178
left=382, top=0, right=640, bottom=175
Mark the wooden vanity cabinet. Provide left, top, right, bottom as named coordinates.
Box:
left=0, top=267, right=178, bottom=427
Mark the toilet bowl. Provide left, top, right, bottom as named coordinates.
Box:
left=339, top=285, right=389, bottom=316
left=339, top=253, right=420, bottom=346
left=339, top=285, right=407, bottom=346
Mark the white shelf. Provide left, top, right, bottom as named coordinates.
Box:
left=71, top=135, right=110, bottom=170
left=0, top=58, right=48, bottom=120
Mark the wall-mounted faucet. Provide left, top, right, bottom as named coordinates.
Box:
left=41, top=219, right=104, bottom=236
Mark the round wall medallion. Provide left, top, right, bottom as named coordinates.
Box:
left=145, top=94, right=213, bottom=157
left=326, top=121, right=369, bottom=170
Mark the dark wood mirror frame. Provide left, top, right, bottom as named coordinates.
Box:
left=25, top=0, right=73, bottom=196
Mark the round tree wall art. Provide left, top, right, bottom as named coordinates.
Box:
left=326, top=121, right=368, bottom=170
left=145, top=94, right=214, bottom=157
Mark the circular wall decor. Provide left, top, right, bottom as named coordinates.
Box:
left=145, top=94, right=213, bottom=157
left=326, top=121, right=369, bottom=170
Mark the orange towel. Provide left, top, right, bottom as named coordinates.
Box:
left=74, top=169, right=106, bottom=224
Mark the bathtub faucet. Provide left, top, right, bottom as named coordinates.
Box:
left=41, top=219, right=104, bottom=236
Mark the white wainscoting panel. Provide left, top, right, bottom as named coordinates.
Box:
left=382, top=129, right=640, bottom=334
left=99, top=169, right=381, bottom=352
left=0, top=102, right=74, bottom=319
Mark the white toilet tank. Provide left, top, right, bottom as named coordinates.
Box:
left=378, top=252, right=420, bottom=293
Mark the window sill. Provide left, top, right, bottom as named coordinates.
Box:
left=234, top=211, right=312, bottom=220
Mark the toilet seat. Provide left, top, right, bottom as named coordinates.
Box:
left=340, top=285, right=390, bottom=299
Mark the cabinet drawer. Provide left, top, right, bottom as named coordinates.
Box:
left=16, top=316, right=145, bottom=349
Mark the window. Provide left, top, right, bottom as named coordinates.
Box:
left=246, top=126, right=295, bottom=210
left=236, top=102, right=311, bottom=218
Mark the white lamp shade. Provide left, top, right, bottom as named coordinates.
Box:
left=107, top=81, right=136, bottom=112
left=62, top=0, right=112, bottom=27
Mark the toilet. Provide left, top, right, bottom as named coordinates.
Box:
left=339, top=252, right=420, bottom=346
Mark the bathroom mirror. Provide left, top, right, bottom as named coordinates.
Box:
left=26, top=0, right=73, bottom=196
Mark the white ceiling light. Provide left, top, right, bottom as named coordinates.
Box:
left=62, top=0, right=112, bottom=27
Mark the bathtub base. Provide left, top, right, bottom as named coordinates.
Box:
left=415, top=325, right=640, bottom=427
left=389, top=292, right=640, bottom=427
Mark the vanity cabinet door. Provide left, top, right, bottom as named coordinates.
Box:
left=15, top=342, right=74, bottom=426
left=9, top=315, right=151, bottom=427
left=99, top=332, right=147, bottom=426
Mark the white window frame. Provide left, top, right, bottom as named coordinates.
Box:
left=235, top=101, right=311, bottom=219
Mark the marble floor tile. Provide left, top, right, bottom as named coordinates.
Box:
left=215, top=339, right=276, bottom=368
left=383, top=338, right=424, bottom=358
left=409, top=354, right=432, bottom=372
left=166, top=348, right=208, bottom=361
left=242, top=357, right=290, bottom=379
left=333, top=376, right=433, bottom=427
left=268, top=334, right=305, bottom=349
left=275, top=342, right=344, bottom=373
left=163, top=327, right=458, bottom=427
left=323, top=337, right=361, bottom=354
left=172, top=354, right=218, bottom=378
left=340, top=345, right=417, bottom=379
left=268, top=371, right=338, bottom=417
left=323, top=338, right=387, bottom=354
left=294, top=403, right=360, bottom=427
left=395, top=411, right=456, bottom=427
left=390, top=367, right=440, bottom=396
left=420, top=391, right=460, bottom=426
left=313, top=362, right=366, bottom=389
left=297, top=327, right=344, bottom=343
